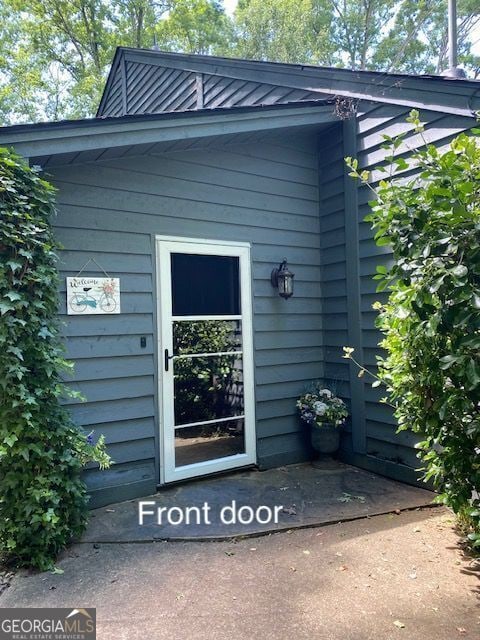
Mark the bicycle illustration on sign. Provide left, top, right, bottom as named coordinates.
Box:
left=66, top=277, right=121, bottom=315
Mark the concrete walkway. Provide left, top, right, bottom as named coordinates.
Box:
left=2, top=508, right=478, bottom=639
left=83, top=461, right=434, bottom=542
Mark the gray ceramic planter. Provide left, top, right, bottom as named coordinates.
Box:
left=310, top=422, right=341, bottom=454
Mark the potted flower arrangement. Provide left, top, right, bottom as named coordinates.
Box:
left=297, top=384, right=349, bottom=455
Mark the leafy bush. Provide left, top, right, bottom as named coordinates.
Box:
left=0, top=148, right=110, bottom=570
left=347, top=112, right=480, bottom=546
left=174, top=320, right=243, bottom=436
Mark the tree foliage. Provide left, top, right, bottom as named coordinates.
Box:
left=329, top=0, right=397, bottom=70
left=0, top=148, right=110, bottom=569
left=234, top=0, right=480, bottom=72
left=347, top=112, right=480, bottom=546
left=2, top=1, right=480, bottom=125
left=233, top=0, right=334, bottom=65
left=373, top=0, right=480, bottom=74
left=0, top=0, right=230, bottom=123
left=2, top=1, right=480, bottom=124
left=157, top=0, right=232, bottom=54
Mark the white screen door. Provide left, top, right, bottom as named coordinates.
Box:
left=156, top=236, right=256, bottom=483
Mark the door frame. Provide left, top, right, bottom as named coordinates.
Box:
left=155, top=235, right=256, bottom=484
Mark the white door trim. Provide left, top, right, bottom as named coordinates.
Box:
left=154, top=235, right=251, bottom=248
left=155, top=235, right=256, bottom=484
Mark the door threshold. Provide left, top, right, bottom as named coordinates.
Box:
left=156, top=463, right=258, bottom=490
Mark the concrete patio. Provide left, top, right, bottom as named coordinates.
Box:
left=2, top=507, right=478, bottom=640
left=82, top=460, right=434, bottom=542
left=3, top=463, right=478, bottom=640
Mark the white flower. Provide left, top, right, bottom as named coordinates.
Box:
left=319, top=389, right=332, bottom=398
left=313, top=401, right=327, bottom=416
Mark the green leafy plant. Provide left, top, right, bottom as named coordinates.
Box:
left=174, top=319, right=243, bottom=437
left=346, top=111, right=480, bottom=547
left=0, top=148, right=110, bottom=570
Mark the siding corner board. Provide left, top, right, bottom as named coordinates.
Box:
left=342, top=117, right=367, bottom=455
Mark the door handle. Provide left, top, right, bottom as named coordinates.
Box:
left=164, top=348, right=174, bottom=371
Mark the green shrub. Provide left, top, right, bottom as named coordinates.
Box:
left=174, top=319, right=241, bottom=432
left=347, top=111, right=480, bottom=546
left=0, top=148, right=110, bottom=570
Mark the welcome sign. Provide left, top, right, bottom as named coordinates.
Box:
left=66, top=277, right=120, bottom=315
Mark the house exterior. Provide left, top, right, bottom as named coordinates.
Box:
left=1, top=47, right=479, bottom=508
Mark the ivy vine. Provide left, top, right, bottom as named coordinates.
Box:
left=0, top=147, right=110, bottom=570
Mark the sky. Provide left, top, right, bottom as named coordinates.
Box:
left=222, top=0, right=238, bottom=16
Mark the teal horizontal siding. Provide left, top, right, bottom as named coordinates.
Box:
left=52, top=129, right=323, bottom=505
left=71, top=355, right=155, bottom=381
left=257, top=432, right=311, bottom=470
left=178, top=144, right=319, bottom=185
left=59, top=252, right=152, bottom=274
left=55, top=164, right=317, bottom=218
left=69, top=396, right=156, bottom=426
left=64, top=314, right=153, bottom=337
left=65, top=335, right=155, bottom=359
left=65, top=376, right=155, bottom=404
left=50, top=99, right=470, bottom=505
left=92, top=417, right=155, bottom=443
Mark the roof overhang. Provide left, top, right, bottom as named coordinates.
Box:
left=0, top=101, right=337, bottom=163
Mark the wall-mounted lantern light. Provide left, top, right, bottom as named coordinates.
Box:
left=271, top=259, right=294, bottom=299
